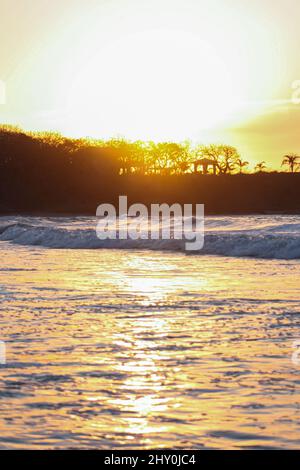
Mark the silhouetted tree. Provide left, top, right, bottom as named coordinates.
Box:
left=1, top=125, right=300, bottom=214
left=200, top=144, right=240, bottom=174
left=255, top=161, right=267, bottom=173
left=281, top=154, right=300, bottom=173
left=236, top=158, right=249, bottom=174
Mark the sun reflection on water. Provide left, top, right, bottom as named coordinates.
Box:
left=1, top=245, right=300, bottom=448
left=111, top=313, right=175, bottom=438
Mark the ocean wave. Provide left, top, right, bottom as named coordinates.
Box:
left=0, top=220, right=299, bottom=259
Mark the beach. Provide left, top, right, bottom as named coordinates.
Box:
left=0, top=215, right=299, bottom=448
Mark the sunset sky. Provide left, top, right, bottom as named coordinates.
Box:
left=0, top=0, right=300, bottom=168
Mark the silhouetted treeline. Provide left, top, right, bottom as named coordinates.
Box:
left=0, top=125, right=299, bottom=214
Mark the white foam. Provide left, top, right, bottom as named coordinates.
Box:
left=0, top=216, right=299, bottom=259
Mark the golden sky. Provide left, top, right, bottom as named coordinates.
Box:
left=0, top=0, right=300, bottom=168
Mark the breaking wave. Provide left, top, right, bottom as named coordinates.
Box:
left=0, top=216, right=299, bottom=259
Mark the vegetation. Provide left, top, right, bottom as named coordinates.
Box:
left=236, top=158, right=249, bottom=174
left=0, top=125, right=299, bottom=214
left=254, top=161, right=267, bottom=173
left=1, top=125, right=298, bottom=176
left=281, top=154, right=300, bottom=173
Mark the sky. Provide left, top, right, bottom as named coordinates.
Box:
left=0, top=0, right=300, bottom=168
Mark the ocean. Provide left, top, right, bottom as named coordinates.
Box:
left=0, top=214, right=299, bottom=449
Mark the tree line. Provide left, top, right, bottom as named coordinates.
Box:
left=0, top=125, right=299, bottom=177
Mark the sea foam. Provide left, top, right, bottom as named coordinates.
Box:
left=0, top=216, right=299, bottom=259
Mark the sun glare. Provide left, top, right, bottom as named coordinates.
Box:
left=63, top=30, right=246, bottom=140
left=3, top=0, right=286, bottom=162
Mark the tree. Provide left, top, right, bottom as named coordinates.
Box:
left=199, top=144, right=219, bottom=161
left=170, top=141, right=192, bottom=174
left=236, top=158, right=249, bottom=174
left=146, top=142, right=190, bottom=175
left=255, top=161, right=267, bottom=173
left=106, top=138, right=145, bottom=175
left=218, top=145, right=240, bottom=174
left=147, top=142, right=170, bottom=174
left=200, top=144, right=240, bottom=174
left=281, top=154, right=300, bottom=173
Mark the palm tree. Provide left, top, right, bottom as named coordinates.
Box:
left=281, top=154, right=300, bottom=173
left=255, top=161, right=267, bottom=173
left=236, top=158, right=249, bottom=174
